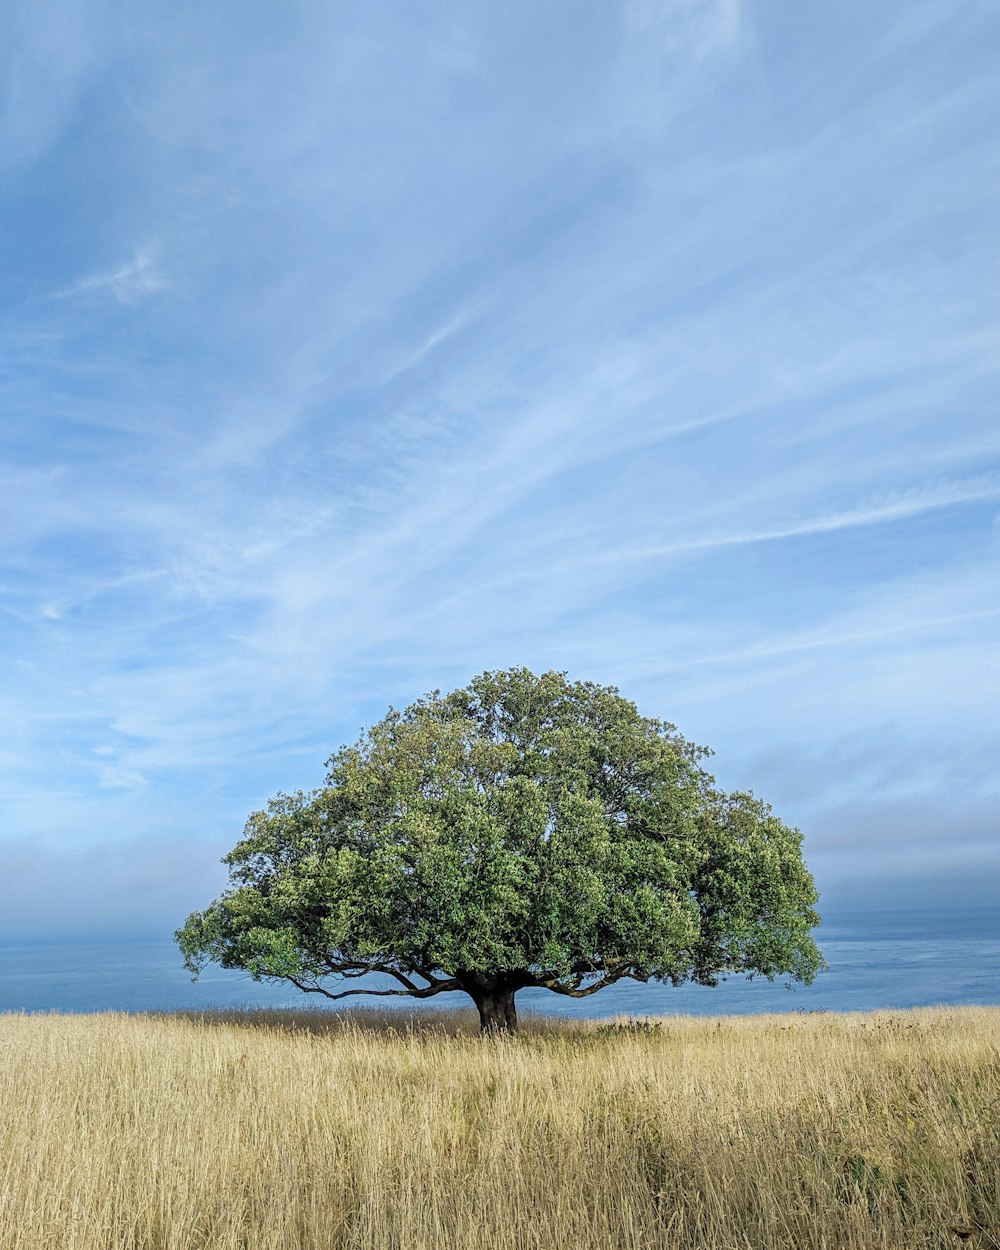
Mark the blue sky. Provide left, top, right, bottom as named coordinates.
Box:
left=2, top=0, right=998, bottom=940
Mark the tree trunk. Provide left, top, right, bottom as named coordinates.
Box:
left=460, top=974, right=520, bottom=1035
left=476, top=986, right=518, bottom=1035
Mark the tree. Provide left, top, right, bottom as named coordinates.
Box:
left=176, top=668, right=824, bottom=1034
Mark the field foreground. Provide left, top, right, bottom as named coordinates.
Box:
left=0, top=1006, right=997, bottom=1250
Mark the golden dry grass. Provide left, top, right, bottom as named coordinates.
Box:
left=0, top=1005, right=997, bottom=1250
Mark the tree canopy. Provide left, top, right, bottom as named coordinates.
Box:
left=176, top=668, right=824, bottom=1032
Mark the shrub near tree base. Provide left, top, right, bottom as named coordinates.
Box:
left=176, top=668, right=824, bottom=1033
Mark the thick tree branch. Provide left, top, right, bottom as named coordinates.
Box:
left=317, top=955, right=454, bottom=993
left=539, top=971, right=629, bottom=997
left=285, top=975, right=461, bottom=1002
left=522, top=962, right=649, bottom=996
left=521, top=958, right=623, bottom=990
left=322, top=961, right=419, bottom=991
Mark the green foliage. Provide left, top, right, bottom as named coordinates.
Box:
left=176, top=668, right=824, bottom=1020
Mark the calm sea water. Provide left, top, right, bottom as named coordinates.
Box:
left=1, top=908, right=997, bottom=1019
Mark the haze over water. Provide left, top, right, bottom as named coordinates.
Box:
left=3, top=908, right=997, bottom=1018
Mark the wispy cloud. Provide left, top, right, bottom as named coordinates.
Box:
left=376, top=302, right=486, bottom=388
left=603, top=475, right=1000, bottom=564
left=53, top=245, right=169, bottom=305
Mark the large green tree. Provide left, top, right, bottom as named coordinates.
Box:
left=176, top=668, right=823, bottom=1033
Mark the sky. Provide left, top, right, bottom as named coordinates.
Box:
left=1, top=0, right=998, bottom=941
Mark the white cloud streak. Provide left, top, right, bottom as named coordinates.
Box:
left=54, top=245, right=169, bottom=305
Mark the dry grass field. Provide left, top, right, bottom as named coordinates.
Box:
left=0, top=1005, right=996, bottom=1250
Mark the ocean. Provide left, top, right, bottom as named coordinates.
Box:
left=1, top=907, right=998, bottom=1019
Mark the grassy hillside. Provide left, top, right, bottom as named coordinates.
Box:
left=0, top=1006, right=996, bottom=1249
